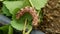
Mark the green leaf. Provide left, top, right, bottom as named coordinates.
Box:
left=4, top=0, right=23, bottom=1
left=0, top=25, right=9, bottom=30
left=0, top=0, right=3, bottom=1
left=11, top=8, right=20, bottom=15
left=11, top=13, right=32, bottom=30
left=3, top=1, right=24, bottom=15
left=8, top=26, right=13, bottom=34
left=22, top=0, right=31, bottom=7
left=11, top=20, right=32, bottom=30
left=0, top=25, right=9, bottom=34
left=29, top=0, right=48, bottom=10
left=2, top=4, right=11, bottom=16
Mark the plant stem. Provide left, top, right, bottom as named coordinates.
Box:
left=26, top=27, right=32, bottom=34
left=23, top=19, right=27, bottom=34
left=23, top=19, right=32, bottom=34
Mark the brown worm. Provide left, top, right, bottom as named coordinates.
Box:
left=16, top=6, right=39, bottom=27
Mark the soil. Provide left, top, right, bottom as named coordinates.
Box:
left=40, top=0, right=60, bottom=34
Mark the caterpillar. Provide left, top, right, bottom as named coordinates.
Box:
left=16, top=6, right=39, bottom=27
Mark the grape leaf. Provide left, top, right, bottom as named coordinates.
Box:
left=11, top=13, right=32, bottom=30
left=29, top=0, right=48, bottom=10
left=2, top=5, right=11, bottom=16
left=3, top=0, right=23, bottom=1
left=3, top=1, right=24, bottom=15
left=0, top=0, right=3, bottom=1
left=11, top=20, right=32, bottom=30
left=22, top=0, right=31, bottom=7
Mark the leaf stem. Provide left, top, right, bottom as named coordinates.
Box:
left=23, top=19, right=27, bottom=34
left=26, top=27, right=32, bottom=34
